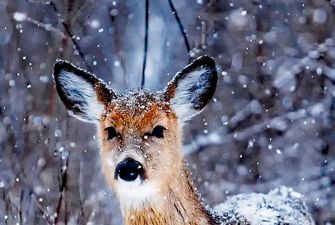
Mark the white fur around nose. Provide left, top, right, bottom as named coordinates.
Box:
left=171, top=68, right=208, bottom=122
left=107, top=152, right=160, bottom=210
left=59, top=70, right=104, bottom=122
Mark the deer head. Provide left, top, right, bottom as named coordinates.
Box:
left=53, top=56, right=217, bottom=220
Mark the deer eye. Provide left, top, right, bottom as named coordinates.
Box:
left=105, top=126, right=118, bottom=140
left=150, top=125, right=166, bottom=138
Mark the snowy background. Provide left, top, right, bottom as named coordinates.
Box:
left=0, top=0, right=334, bottom=224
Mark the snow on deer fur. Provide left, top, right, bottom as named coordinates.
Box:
left=53, top=56, right=315, bottom=225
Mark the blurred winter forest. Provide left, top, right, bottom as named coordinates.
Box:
left=0, top=0, right=335, bottom=224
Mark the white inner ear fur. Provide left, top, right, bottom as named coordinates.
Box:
left=170, top=68, right=208, bottom=122
left=58, top=70, right=104, bottom=122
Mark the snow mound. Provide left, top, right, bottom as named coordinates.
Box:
left=211, top=186, right=315, bottom=225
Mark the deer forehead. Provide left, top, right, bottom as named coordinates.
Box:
left=101, top=90, right=176, bottom=131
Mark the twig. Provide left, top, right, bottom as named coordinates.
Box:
left=141, top=0, right=149, bottom=89
left=167, top=0, right=191, bottom=59
left=26, top=0, right=94, bottom=72
left=108, top=5, right=128, bottom=87
left=49, top=0, right=93, bottom=72
left=279, top=38, right=335, bottom=78
left=184, top=101, right=329, bottom=155
left=77, top=156, right=85, bottom=223
left=3, top=189, right=9, bottom=225
left=228, top=100, right=262, bottom=128
left=25, top=0, right=52, bottom=4
left=54, top=151, right=70, bottom=224
left=30, top=192, right=53, bottom=225
left=19, top=190, right=23, bottom=224
left=15, top=14, right=65, bottom=38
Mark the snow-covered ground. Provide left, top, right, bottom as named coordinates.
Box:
left=212, top=186, right=315, bottom=225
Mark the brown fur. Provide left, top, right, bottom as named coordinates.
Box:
left=96, top=91, right=216, bottom=225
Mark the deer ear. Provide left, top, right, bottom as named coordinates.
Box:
left=53, top=60, right=115, bottom=123
left=164, top=56, right=217, bottom=122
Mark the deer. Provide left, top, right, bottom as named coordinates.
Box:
left=53, top=56, right=315, bottom=225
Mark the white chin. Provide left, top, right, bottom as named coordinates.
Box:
left=115, top=179, right=159, bottom=209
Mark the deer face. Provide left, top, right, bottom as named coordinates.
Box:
left=53, top=56, right=217, bottom=209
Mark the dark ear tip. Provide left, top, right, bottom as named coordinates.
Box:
left=193, top=55, right=216, bottom=68
left=54, top=59, right=71, bottom=79
left=54, top=59, right=71, bottom=68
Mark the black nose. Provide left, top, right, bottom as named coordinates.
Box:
left=115, top=158, right=144, bottom=182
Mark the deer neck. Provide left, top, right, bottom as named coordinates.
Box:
left=121, top=164, right=216, bottom=225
